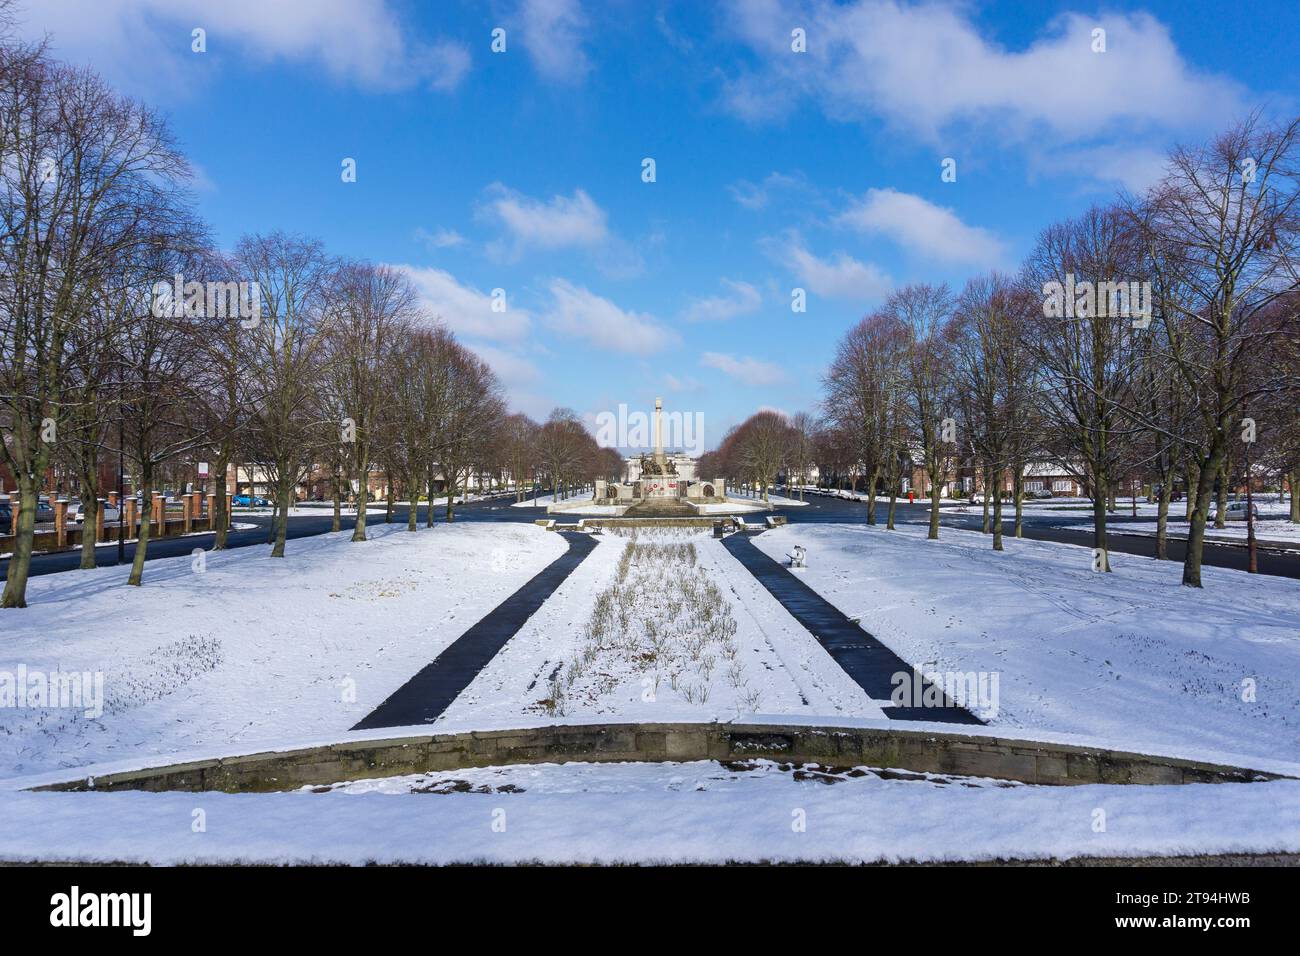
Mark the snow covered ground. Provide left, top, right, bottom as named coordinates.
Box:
left=752, top=523, right=1300, bottom=764
left=1105, top=515, right=1300, bottom=547
left=5, top=515, right=1299, bottom=865
left=1, top=760, right=1296, bottom=864
left=0, top=523, right=565, bottom=777
left=439, top=529, right=881, bottom=725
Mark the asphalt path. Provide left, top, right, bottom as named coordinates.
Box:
left=5, top=487, right=1298, bottom=582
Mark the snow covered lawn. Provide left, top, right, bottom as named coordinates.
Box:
left=1105, top=515, right=1300, bottom=549
left=438, top=529, right=881, bottom=726
left=0, top=523, right=565, bottom=777
left=1, top=760, right=1296, bottom=864
left=752, top=523, right=1300, bottom=764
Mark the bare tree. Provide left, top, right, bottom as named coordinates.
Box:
left=1134, top=116, right=1300, bottom=585
left=233, top=232, right=332, bottom=558
left=888, top=284, right=956, bottom=540
left=322, top=261, right=417, bottom=542
left=1021, top=206, right=1146, bottom=571
left=0, top=50, right=191, bottom=606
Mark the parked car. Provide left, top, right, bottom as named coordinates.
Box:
left=73, top=502, right=122, bottom=524
left=232, top=494, right=271, bottom=507
left=1030, top=488, right=1054, bottom=499
left=971, top=491, right=987, bottom=504
left=1208, top=501, right=1259, bottom=522
left=0, top=497, right=55, bottom=531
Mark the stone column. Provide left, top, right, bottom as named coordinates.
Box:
left=107, top=491, right=118, bottom=508
left=207, top=494, right=216, bottom=530
left=654, top=397, right=663, bottom=457
left=54, top=498, right=68, bottom=547
left=182, top=495, right=193, bottom=533
left=152, top=493, right=164, bottom=535
left=95, top=498, right=106, bottom=543
left=124, top=497, right=137, bottom=538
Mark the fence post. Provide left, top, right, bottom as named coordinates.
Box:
left=54, top=498, right=68, bottom=548
left=95, top=498, right=106, bottom=543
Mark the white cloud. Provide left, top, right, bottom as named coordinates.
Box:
left=681, top=279, right=762, bottom=323
left=19, top=0, right=470, bottom=97
left=392, top=265, right=530, bottom=343
left=664, top=372, right=700, bottom=392
left=514, top=0, right=591, bottom=84
left=837, top=188, right=1005, bottom=265
left=414, top=226, right=467, bottom=250
left=726, top=171, right=807, bottom=210
left=482, top=185, right=609, bottom=251
left=1042, top=145, right=1173, bottom=193
left=720, top=1, right=1245, bottom=141
left=765, top=233, right=892, bottom=301
left=465, top=342, right=542, bottom=387
left=543, top=279, right=680, bottom=354
left=700, top=352, right=786, bottom=387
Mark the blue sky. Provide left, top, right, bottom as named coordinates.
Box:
left=21, top=0, right=1300, bottom=449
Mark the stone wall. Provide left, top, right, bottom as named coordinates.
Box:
left=36, top=722, right=1281, bottom=794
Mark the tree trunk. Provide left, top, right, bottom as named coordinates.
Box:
left=887, top=490, right=897, bottom=530
left=1185, top=461, right=1199, bottom=520
left=78, top=487, right=98, bottom=570
left=1183, top=443, right=1225, bottom=588
left=927, top=467, right=941, bottom=540
left=128, top=475, right=154, bottom=586
left=991, top=483, right=1004, bottom=551
left=1290, top=471, right=1299, bottom=523
left=271, top=476, right=290, bottom=558
left=331, top=474, right=341, bottom=534
left=353, top=473, right=369, bottom=542
left=1091, top=489, right=1110, bottom=572
left=446, top=471, right=456, bottom=522
left=1, top=475, right=39, bottom=607
left=407, top=485, right=419, bottom=532
left=213, top=455, right=231, bottom=550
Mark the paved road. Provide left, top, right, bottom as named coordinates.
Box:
left=6, top=487, right=1298, bottom=582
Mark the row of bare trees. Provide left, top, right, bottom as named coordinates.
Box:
left=0, top=35, right=524, bottom=607
left=711, top=115, right=1299, bottom=590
